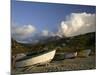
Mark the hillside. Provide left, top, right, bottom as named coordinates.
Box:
left=11, top=32, right=96, bottom=55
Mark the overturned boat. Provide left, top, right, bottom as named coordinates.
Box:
left=65, top=52, right=77, bottom=59
left=54, top=52, right=77, bottom=60
left=15, top=49, right=56, bottom=67
left=78, top=49, right=91, bottom=57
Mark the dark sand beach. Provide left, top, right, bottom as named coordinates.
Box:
left=13, top=55, right=96, bottom=74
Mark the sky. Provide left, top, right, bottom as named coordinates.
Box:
left=11, top=0, right=96, bottom=43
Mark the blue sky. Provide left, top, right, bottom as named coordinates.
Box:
left=11, top=0, right=96, bottom=43
left=11, top=1, right=95, bottom=32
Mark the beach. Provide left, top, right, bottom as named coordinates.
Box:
left=13, top=55, right=96, bottom=74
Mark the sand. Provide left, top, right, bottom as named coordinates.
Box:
left=13, top=55, right=96, bottom=74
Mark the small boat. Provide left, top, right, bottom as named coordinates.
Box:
left=78, top=49, right=91, bottom=57
left=15, top=49, right=56, bottom=67
left=65, top=52, right=77, bottom=59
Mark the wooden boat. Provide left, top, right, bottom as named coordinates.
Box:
left=78, top=49, right=91, bottom=57
left=15, top=49, right=56, bottom=67
left=65, top=52, right=77, bottom=59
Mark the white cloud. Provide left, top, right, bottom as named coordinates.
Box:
left=41, top=29, right=58, bottom=37
left=11, top=12, right=96, bottom=43
left=42, top=30, right=49, bottom=36
left=58, top=12, right=96, bottom=37
left=11, top=24, right=36, bottom=42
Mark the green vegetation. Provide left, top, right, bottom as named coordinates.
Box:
left=11, top=32, right=96, bottom=55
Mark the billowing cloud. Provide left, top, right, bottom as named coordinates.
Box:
left=11, top=24, right=36, bottom=42
left=11, top=12, right=96, bottom=43
left=11, top=24, right=55, bottom=43
left=58, top=12, right=96, bottom=37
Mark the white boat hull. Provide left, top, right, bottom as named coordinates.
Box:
left=65, top=52, right=77, bottom=59
left=16, top=50, right=56, bottom=67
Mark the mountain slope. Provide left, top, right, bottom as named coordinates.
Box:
left=11, top=32, right=96, bottom=55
